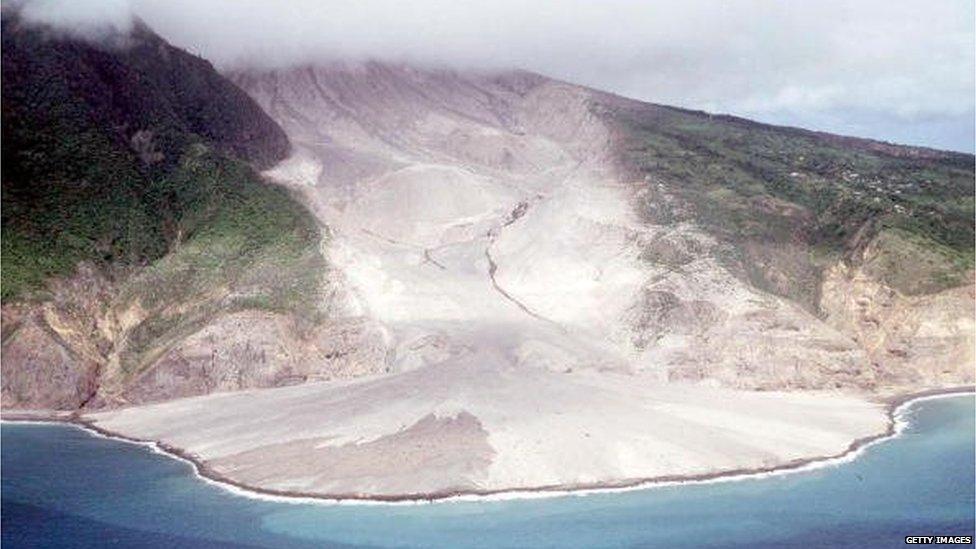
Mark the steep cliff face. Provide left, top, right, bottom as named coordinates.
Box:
left=820, top=258, right=974, bottom=387
left=596, top=93, right=974, bottom=391
left=0, top=14, right=384, bottom=410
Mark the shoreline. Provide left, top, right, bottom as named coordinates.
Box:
left=2, top=385, right=973, bottom=506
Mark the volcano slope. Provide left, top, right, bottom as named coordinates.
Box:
left=0, top=14, right=400, bottom=411
left=87, top=64, right=972, bottom=498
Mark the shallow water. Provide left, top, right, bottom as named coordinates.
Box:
left=2, top=395, right=973, bottom=548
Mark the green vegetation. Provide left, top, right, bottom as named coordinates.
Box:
left=1, top=12, right=288, bottom=303
left=3, top=137, right=324, bottom=376
left=118, top=145, right=321, bottom=313
left=0, top=106, right=160, bottom=301
left=0, top=138, right=321, bottom=306
left=610, top=104, right=975, bottom=302
left=114, top=147, right=325, bottom=376
left=1, top=13, right=320, bottom=385
left=862, top=228, right=973, bottom=295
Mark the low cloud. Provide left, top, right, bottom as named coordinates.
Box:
left=8, top=0, right=975, bottom=151
left=16, top=0, right=134, bottom=39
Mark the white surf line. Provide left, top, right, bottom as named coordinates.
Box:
left=3, top=390, right=971, bottom=507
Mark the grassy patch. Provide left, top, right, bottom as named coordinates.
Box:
left=114, top=147, right=324, bottom=377
left=862, top=229, right=974, bottom=295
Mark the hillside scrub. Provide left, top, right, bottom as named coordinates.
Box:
left=605, top=101, right=975, bottom=304
left=1, top=11, right=290, bottom=302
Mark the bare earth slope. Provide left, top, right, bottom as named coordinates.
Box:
left=84, top=63, right=974, bottom=497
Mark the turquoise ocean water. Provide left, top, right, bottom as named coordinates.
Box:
left=2, top=395, right=973, bottom=548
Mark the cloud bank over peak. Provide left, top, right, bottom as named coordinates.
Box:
left=14, top=0, right=135, bottom=39
left=7, top=0, right=975, bottom=152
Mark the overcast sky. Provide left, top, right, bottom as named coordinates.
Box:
left=16, top=0, right=976, bottom=152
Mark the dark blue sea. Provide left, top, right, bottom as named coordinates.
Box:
left=2, top=395, right=973, bottom=548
